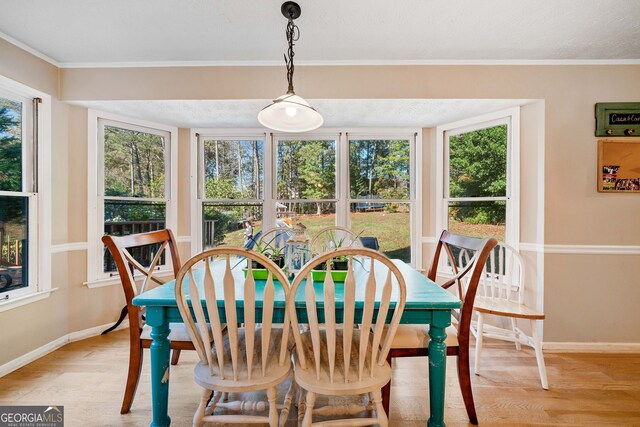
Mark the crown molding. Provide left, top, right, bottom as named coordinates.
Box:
left=59, top=59, right=640, bottom=69
left=0, top=31, right=60, bottom=67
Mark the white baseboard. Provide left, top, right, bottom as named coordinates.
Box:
left=0, top=319, right=129, bottom=378
left=543, top=342, right=640, bottom=353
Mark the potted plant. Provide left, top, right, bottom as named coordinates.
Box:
left=311, top=230, right=364, bottom=282
left=241, top=234, right=286, bottom=280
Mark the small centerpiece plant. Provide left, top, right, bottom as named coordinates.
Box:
left=250, top=234, right=286, bottom=269
left=312, top=230, right=364, bottom=281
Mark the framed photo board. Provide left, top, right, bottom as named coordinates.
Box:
left=598, top=139, right=640, bottom=192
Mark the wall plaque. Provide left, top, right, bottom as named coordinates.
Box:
left=595, top=102, right=640, bottom=136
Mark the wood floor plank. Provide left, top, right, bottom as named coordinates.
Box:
left=0, top=332, right=639, bottom=426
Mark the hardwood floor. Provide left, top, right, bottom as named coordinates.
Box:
left=1, top=330, right=639, bottom=426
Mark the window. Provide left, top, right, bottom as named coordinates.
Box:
left=349, top=137, right=413, bottom=263
left=439, top=109, right=519, bottom=248
left=197, top=136, right=264, bottom=250
left=275, top=137, right=337, bottom=237
left=195, top=130, right=419, bottom=267
left=88, top=113, right=177, bottom=284
left=0, top=77, right=50, bottom=303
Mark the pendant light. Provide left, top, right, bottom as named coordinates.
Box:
left=258, top=2, right=323, bottom=133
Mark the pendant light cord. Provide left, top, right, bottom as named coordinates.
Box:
left=284, top=14, right=300, bottom=94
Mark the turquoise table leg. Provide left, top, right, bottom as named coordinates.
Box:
left=147, top=307, right=171, bottom=427
left=428, top=310, right=450, bottom=427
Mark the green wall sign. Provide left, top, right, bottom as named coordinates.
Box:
left=595, top=102, right=640, bottom=136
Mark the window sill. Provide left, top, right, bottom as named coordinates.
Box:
left=0, top=288, right=59, bottom=313
left=84, top=269, right=175, bottom=289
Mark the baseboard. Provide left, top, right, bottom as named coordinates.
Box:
left=543, top=342, right=640, bottom=353
left=0, top=320, right=129, bottom=378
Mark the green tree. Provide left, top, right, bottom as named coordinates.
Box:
left=0, top=104, right=22, bottom=192
left=299, top=141, right=335, bottom=214
left=349, top=139, right=410, bottom=200
left=449, top=125, right=507, bottom=223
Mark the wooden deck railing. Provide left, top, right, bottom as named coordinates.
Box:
left=103, top=219, right=215, bottom=272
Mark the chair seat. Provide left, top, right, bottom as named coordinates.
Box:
left=385, top=324, right=459, bottom=349
left=474, top=296, right=545, bottom=320
left=293, top=329, right=392, bottom=396
left=194, top=327, right=291, bottom=392
left=141, top=323, right=211, bottom=342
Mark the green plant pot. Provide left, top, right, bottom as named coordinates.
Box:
left=311, top=270, right=348, bottom=282
left=242, top=268, right=280, bottom=281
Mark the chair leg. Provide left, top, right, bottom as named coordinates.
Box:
left=457, top=349, right=478, bottom=425
left=120, top=344, right=143, bottom=414
left=474, top=313, right=484, bottom=375
left=381, top=353, right=392, bottom=416
left=193, top=388, right=209, bottom=427
left=279, top=373, right=296, bottom=427
left=511, top=318, right=521, bottom=350
left=171, top=349, right=181, bottom=365
left=372, top=389, right=388, bottom=427
left=267, top=386, right=278, bottom=427
left=302, top=391, right=316, bottom=427
left=296, top=383, right=307, bottom=426
left=530, top=319, right=549, bottom=390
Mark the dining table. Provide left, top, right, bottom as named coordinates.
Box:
left=132, top=259, right=461, bottom=427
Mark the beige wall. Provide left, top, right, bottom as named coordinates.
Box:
left=60, top=64, right=640, bottom=344
left=1, top=41, right=640, bottom=367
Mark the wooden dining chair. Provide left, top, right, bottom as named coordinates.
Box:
left=103, top=229, right=201, bottom=414
left=175, top=247, right=294, bottom=427
left=472, top=243, right=548, bottom=389
left=381, top=230, right=497, bottom=425
left=310, top=226, right=362, bottom=255
left=288, top=247, right=407, bottom=426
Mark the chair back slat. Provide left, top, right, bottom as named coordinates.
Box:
left=342, top=258, right=356, bottom=383
left=323, top=263, right=337, bottom=383
left=261, top=272, right=275, bottom=376
left=358, top=257, right=376, bottom=381
left=278, top=306, right=292, bottom=366
left=221, top=256, right=240, bottom=380
left=188, top=269, right=213, bottom=368
left=243, top=262, right=256, bottom=380
left=373, top=270, right=394, bottom=367
left=288, top=248, right=407, bottom=385
left=120, top=243, right=168, bottom=294
left=175, top=248, right=291, bottom=383
left=305, top=271, right=322, bottom=380
left=480, top=243, right=525, bottom=305
left=203, top=259, right=226, bottom=375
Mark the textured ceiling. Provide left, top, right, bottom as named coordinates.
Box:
left=1, top=0, right=639, bottom=65
left=75, top=99, right=533, bottom=129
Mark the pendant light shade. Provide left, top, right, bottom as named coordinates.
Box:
left=258, top=2, right=323, bottom=133
left=258, top=93, right=324, bottom=133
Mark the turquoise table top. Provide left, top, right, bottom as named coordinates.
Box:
left=133, top=259, right=460, bottom=324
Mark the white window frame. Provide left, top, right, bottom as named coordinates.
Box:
left=272, top=131, right=341, bottom=227
left=193, top=131, right=267, bottom=252
left=87, top=110, right=178, bottom=286
left=0, top=74, right=52, bottom=310
left=192, top=127, right=421, bottom=268
left=345, top=131, right=419, bottom=266
left=435, top=107, right=521, bottom=249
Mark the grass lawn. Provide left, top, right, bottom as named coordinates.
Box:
left=219, top=213, right=505, bottom=263
left=448, top=218, right=505, bottom=242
